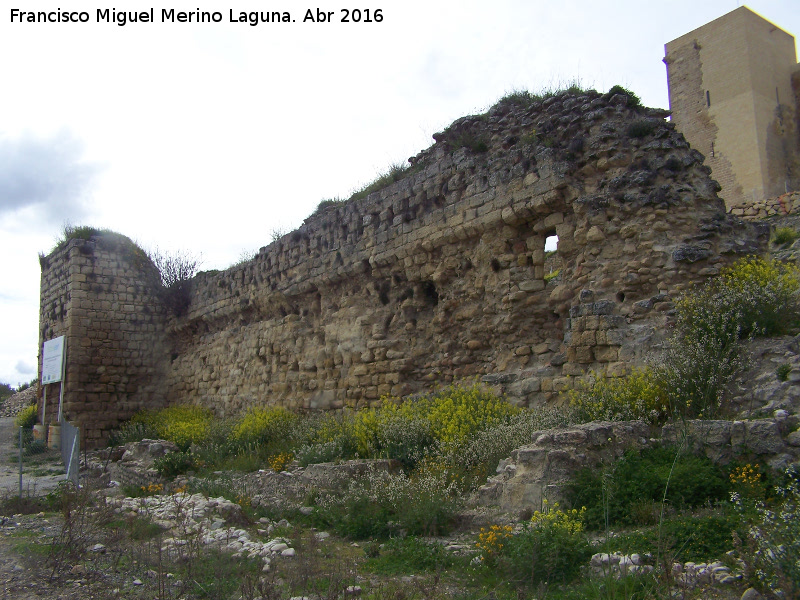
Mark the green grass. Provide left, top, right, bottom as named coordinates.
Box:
left=773, top=226, right=799, bottom=246
left=364, top=537, right=459, bottom=575
left=349, top=162, right=410, bottom=202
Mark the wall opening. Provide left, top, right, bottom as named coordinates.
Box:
left=544, top=234, right=560, bottom=283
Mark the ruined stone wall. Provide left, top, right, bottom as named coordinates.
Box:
left=40, top=89, right=768, bottom=445
left=38, top=234, right=169, bottom=446
left=163, top=90, right=765, bottom=417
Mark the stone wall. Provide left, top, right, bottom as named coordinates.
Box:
left=40, top=89, right=768, bottom=446
left=38, top=233, right=170, bottom=446
left=729, top=190, right=800, bottom=220
left=477, top=416, right=799, bottom=513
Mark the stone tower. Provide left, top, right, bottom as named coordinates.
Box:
left=664, top=6, right=800, bottom=208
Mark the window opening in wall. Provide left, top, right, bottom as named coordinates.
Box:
left=711, top=141, right=715, bottom=158
left=544, top=234, right=560, bottom=283
left=706, top=90, right=711, bottom=107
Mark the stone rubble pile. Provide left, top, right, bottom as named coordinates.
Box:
left=0, top=386, right=37, bottom=418
left=590, top=552, right=743, bottom=588
left=112, top=491, right=320, bottom=572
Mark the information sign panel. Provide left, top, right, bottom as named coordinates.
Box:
left=42, top=336, right=65, bottom=384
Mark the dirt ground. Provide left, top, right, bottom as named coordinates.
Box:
left=0, top=417, right=66, bottom=496
left=0, top=417, right=96, bottom=600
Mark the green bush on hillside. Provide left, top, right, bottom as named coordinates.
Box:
left=566, top=446, right=730, bottom=530
left=568, top=367, right=669, bottom=425
left=15, top=404, right=38, bottom=429
left=662, top=256, right=800, bottom=418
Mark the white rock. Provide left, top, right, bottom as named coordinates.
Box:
left=281, top=548, right=296, bottom=557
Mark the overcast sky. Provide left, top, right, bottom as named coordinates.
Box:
left=1, top=1, right=798, bottom=386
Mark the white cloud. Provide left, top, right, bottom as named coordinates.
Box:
left=0, top=130, right=101, bottom=227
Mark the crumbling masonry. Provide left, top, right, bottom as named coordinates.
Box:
left=38, top=89, right=767, bottom=447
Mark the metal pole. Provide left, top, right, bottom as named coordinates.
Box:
left=18, top=426, right=23, bottom=498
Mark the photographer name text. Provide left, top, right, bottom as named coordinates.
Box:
left=9, top=8, right=384, bottom=26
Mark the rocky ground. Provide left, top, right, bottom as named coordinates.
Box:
left=0, top=339, right=794, bottom=600
left=0, top=386, right=37, bottom=418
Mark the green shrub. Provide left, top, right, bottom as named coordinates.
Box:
left=662, top=257, right=800, bottom=418
left=495, top=89, right=536, bottom=110
left=544, top=268, right=561, bottom=283
left=0, top=382, right=14, bottom=403
left=349, top=162, right=409, bottom=202
left=658, top=308, right=745, bottom=419
left=734, top=467, right=800, bottom=598
left=627, top=119, right=656, bottom=138
left=607, top=85, right=642, bottom=109
left=15, top=404, right=38, bottom=429
left=567, top=368, right=670, bottom=425
left=567, top=446, right=730, bottom=530
left=154, top=451, right=199, bottom=478
left=365, top=537, right=456, bottom=574
left=232, top=406, right=298, bottom=445
left=681, top=257, right=800, bottom=339
left=596, top=510, right=742, bottom=564
left=772, top=227, right=799, bottom=247
left=777, top=363, right=792, bottom=382
left=123, top=405, right=213, bottom=451
left=451, top=132, right=489, bottom=153
left=313, top=467, right=461, bottom=539
left=442, top=408, right=578, bottom=491
left=482, top=504, right=591, bottom=585
left=300, top=383, right=519, bottom=474
left=314, top=197, right=346, bottom=215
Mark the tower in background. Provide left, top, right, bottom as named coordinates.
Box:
left=664, top=6, right=800, bottom=208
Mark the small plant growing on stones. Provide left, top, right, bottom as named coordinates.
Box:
left=626, top=119, right=657, bottom=138
left=146, top=247, right=201, bottom=317
left=606, top=84, right=643, bottom=109
left=268, top=452, right=294, bottom=472
left=777, top=363, right=792, bottom=382
left=772, top=226, right=799, bottom=247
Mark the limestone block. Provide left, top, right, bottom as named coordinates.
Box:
left=574, top=346, right=594, bottom=363
left=520, top=279, right=546, bottom=292
left=586, top=226, right=606, bottom=243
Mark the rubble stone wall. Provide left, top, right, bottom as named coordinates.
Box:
left=478, top=417, right=800, bottom=513
left=39, top=90, right=768, bottom=446
left=729, top=190, right=800, bottom=220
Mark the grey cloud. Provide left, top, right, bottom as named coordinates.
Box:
left=0, top=130, right=102, bottom=223
left=15, top=360, right=35, bottom=375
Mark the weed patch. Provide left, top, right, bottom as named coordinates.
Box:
left=566, top=446, right=730, bottom=530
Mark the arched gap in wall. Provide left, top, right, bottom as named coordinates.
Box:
left=544, top=233, right=560, bottom=283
